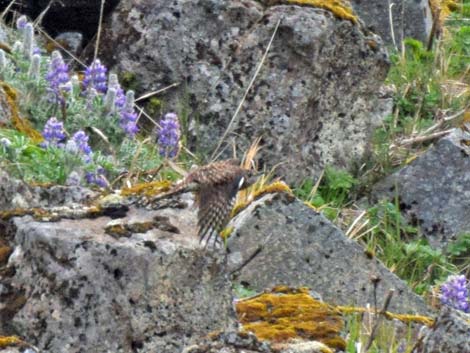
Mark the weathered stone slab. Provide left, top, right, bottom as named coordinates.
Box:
left=372, top=128, right=470, bottom=248
left=228, top=193, right=431, bottom=315
left=1, top=199, right=234, bottom=353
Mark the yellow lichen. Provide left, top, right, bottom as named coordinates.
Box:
left=232, top=180, right=292, bottom=217
left=429, top=0, right=459, bottom=28
left=120, top=180, right=172, bottom=197
left=0, top=82, right=43, bottom=143
left=235, top=287, right=345, bottom=350
left=336, top=305, right=435, bottom=326
left=0, top=336, right=22, bottom=348
left=266, top=0, right=357, bottom=23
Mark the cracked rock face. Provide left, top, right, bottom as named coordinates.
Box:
left=227, top=193, right=431, bottom=315
left=96, top=0, right=390, bottom=184
left=0, top=196, right=235, bottom=353
left=371, top=129, right=470, bottom=248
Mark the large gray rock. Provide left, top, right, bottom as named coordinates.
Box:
left=0, top=171, right=96, bottom=210
left=227, top=193, right=431, bottom=315
left=371, top=129, right=470, bottom=248
left=414, top=306, right=470, bottom=353
left=351, top=0, right=433, bottom=45
left=0, top=197, right=235, bottom=353
left=96, top=0, right=390, bottom=184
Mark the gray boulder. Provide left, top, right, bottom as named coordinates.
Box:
left=1, top=197, right=235, bottom=353
left=227, top=193, right=431, bottom=315
left=0, top=171, right=96, bottom=210
left=371, top=129, right=470, bottom=248
left=414, top=306, right=470, bottom=353
left=96, top=0, right=390, bottom=184
left=350, top=0, right=433, bottom=45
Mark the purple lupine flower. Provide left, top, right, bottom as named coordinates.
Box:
left=83, top=59, right=107, bottom=94
left=42, top=117, right=66, bottom=146
left=108, top=73, right=125, bottom=109
left=119, top=90, right=139, bottom=137
left=72, top=130, right=92, bottom=163
left=157, top=112, right=180, bottom=158
left=120, top=110, right=139, bottom=137
left=85, top=167, right=107, bottom=187
left=440, top=275, right=470, bottom=313
left=46, top=51, right=70, bottom=102
left=16, top=15, right=28, bottom=30
left=66, top=171, right=81, bottom=186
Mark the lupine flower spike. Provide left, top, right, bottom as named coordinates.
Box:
left=16, top=15, right=28, bottom=31
left=440, top=274, right=470, bottom=313
left=42, top=117, right=66, bottom=147
left=28, top=54, right=41, bottom=80
left=104, top=87, right=117, bottom=113
left=46, top=51, right=70, bottom=103
left=119, top=90, right=139, bottom=137
left=0, top=49, right=6, bottom=70
left=83, top=59, right=107, bottom=94
left=157, top=112, right=181, bottom=158
left=22, top=23, right=34, bottom=60
left=72, top=130, right=92, bottom=163
left=108, top=73, right=126, bottom=109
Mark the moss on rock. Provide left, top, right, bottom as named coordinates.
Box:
left=235, top=286, right=346, bottom=350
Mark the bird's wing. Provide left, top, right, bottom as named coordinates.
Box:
left=197, top=179, right=240, bottom=248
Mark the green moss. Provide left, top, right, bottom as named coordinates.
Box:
left=145, top=97, right=163, bottom=117
left=121, top=71, right=139, bottom=91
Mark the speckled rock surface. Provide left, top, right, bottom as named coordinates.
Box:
left=0, top=195, right=235, bottom=353
left=227, top=193, right=431, bottom=315
left=95, top=0, right=390, bottom=184
left=371, top=129, right=470, bottom=248
left=350, top=0, right=432, bottom=45
left=414, top=306, right=470, bottom=353
left=0, top=171, right=96, bottom=210
left=182, top=331, right=272, bottom=353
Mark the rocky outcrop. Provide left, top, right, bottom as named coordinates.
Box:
left=95, top=0, right=390, bottom=184
left=227, top=193, right=431, bottom=315
left=0, top=171, right=96, bottom=210
left=0, top=195, right=235, bottom=353
left=350, top=0, right=432, bottom=45
left=371, top=128, right=470, bottom=248
left=414, top=306, right=470, bottom=353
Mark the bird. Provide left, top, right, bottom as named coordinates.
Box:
left=150, top=159, right=258, bottom=247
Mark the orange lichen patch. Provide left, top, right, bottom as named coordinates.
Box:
left=336, top=306, right=435, bottom=326
left=283, top=0, right=357, bottom=23
left=0, top=245, right=13, bottom=266
left=429, top=0, right=459, bottom=27
left=232, top=180, right=292, bottom=217
left=235, top=287, right=345, bottom=350
left=120, top=180, right=172, bottom=197
left=0, top=336, right=22, bottom=348
left=0, top=82, right=43, bottom=143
